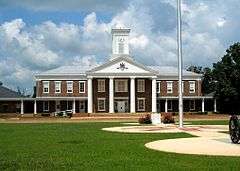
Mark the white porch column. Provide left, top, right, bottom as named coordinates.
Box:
left=34, top=100, right=37, bottom=115
left=109, top=77, right=114, bottom=113
left=73, top=99, right=76, bottom=114
left=87, top=77, right=93, bottom=113
left=214, top=99, right=217, bottom=113
left=130, top=77, right=135, bottom=113
left=152, top=78, right=157, bottom=113
left=20, top=100, right=24, bottom=115
left=165, top=99, right=168, bottom=113
left=202, top=98, right=205, bottom=113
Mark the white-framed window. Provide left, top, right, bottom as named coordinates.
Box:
left=167, top=100, right=173, bottom=111
left=118, top=43, right=124, bottom=54
left=55, top=81, right=61, bottom=93
left=43, top=101, right=49, bottom=112
left=79, top=101, right=85, bottom=111
left=115, top=79, right=128, bottom=92
left=43, top=81, right=49, bottom=93
left=98, top=98, right=106, bottom=111
left=189, top=81, right=196, bottom=93
left=167, top=81, right=173, bottom=94
left=98, top=79, right=105, bottom=92
left=67, top=81, right=73, bottom=93
left=157, top=81, right=161, bottom=93
left=137, top=79, right=145, bottom=92
left=79, top=81, right=85, bottom=93
left=189, top=100, right=195, bottom=110
left=67, top=101, right=72, bottom=110
left=137, top=98, right=145, bottom=111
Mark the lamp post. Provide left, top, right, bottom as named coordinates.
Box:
left=177, top=0, right=183, bottom=128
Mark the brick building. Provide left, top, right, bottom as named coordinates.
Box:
left=33, top=28, right=216, bottom=115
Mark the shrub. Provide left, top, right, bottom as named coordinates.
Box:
left=138, top=114, right=152, bottom=124
left=162, top=112, right=175, bottom=124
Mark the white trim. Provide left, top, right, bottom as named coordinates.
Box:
left=137, top=98, right=145, bottom=112
left=66, top=81, right=73, bottom=93
left=97, top=98, right=106, bottom=112
left=55, top=81, right=61, bottom=93
left=42, top=81, right=49, bottom=94
left=79, top=81, right=85, bottom=93
left=97, top=79, right=105, bottom=92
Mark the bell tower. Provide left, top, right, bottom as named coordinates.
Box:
left=111, top=28, right=131, bottom=59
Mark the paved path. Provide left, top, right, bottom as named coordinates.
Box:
left=103, top=124, right=240, bottom=156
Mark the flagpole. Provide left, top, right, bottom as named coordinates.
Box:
left=177, top=0, right=183, bottom=128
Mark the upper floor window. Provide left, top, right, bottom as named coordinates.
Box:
left=167, top=81, right=173, bottom=94
left=115, top=79, right=128, bottom=92
left=79, top=81, right=85, bottom=93
left=55, top=81, right=61, bottom=93
left=98, top=79, right=105, bottom=92
left=156, top=81, right=161, bottom=93
left=43, top=81, right=49, bottom=93
left=67, top=81, right=73, bottom=93
left=189, top=81, right=196, bottom=93
left=137, top=79, right=145, bottom=92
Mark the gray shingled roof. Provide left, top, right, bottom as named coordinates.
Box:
left=0, top=85, right=24, bottom=98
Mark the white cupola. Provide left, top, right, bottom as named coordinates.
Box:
left=111, top=27, right=131, bottom=59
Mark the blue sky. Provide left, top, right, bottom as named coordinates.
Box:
left=0, top=0, right=239, bottom=94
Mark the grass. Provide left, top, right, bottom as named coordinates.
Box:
left=0, top=121, right=239, bottom=171
left=189, top=120, right=229, bottom=125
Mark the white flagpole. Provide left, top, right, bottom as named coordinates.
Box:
left=177, top=0, right=183, bottom=128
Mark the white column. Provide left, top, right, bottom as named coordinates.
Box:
left=73, top=99, right=76, bottom=114
left=130, top=77, right=135, bottom=113
left=20, top=100, right=24, bottom=115
left=109, top=77, right=114, bottom=113
left=87, top=77, right=93, bottom=113
left=214, top=99, right=217, bottom=113
left=165, top=99, right=168, bottom=113
left=152, top=78, right=157, bottom=113
left=202, top=98, right=205, bottom=113
left=34, top=100, right=37, bottom=115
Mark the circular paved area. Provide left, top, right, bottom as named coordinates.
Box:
left=102, top=124, right=240, bottom=156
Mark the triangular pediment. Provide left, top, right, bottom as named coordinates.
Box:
left=87, top=56, right=157, bottom=75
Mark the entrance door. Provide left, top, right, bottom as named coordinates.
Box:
left=79, top=101, right=85, bottom=113
left=117, top=101, right=125, bottom=113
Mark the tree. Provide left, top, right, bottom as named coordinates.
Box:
left=212, top=42, right=240, bottom=113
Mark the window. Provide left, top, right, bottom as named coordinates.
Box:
left=98, top=98, right=106, bottom=111
left=115, top=79, right=128, bottom=92
left=79, top=81, right=85, bottom=93
left=157, top=81, right=161, bottom=93
left=79, top=101, right=85, bottom=110
left=55, top=81, right=61, bottom=93
left=98, top=79, right=105, bottom=92
left=67, top=101, right=72, bottom=110
left=167, top=100, right=173, bottom=111
left=118, top=43, right=124, bottom=54
left=43, top=81, right=49, bottom=93
left=137, top=79, right=145, bottom=92
left=189, top=81, right=196, bottom=93
left=43, top=101, right=49, bottom=112
left=67, top=81, right=73, bottom=93
left=167, top=81, right=173, bottom=94
left=189, top=100, right=195, bottom=110
left=137, top=98, right=145, bottom=111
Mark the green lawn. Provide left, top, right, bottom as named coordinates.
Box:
left=0, top=122, right=239, bottom=171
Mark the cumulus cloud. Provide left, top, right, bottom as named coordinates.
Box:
left=0, top=0, right=240, bottom=93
